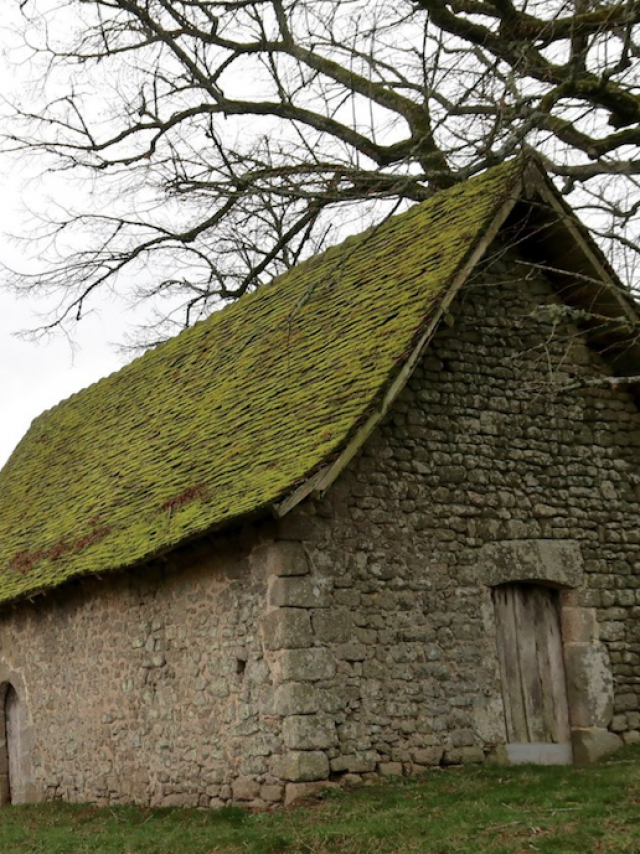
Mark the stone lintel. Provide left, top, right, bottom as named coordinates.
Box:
left=479, top=539, right=584, bottom=589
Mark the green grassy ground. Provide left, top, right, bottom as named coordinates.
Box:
left=2, top=747, right=639, bottom=854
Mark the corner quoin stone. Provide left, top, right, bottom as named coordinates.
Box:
left=251, top=541, right=310, bottom=577
left=283, top=715, right=338, bottom=750
left=283, top=751, right=330, bottom=782
left=273, top=682, right=320, bottom=716
left=279, top=648, right=336, bottom=682
left=268, top=576, right=331, bottom=608
left=260, top=609, right=313, bottom=650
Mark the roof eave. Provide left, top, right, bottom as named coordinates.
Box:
left=520, top=160, right=640, bottom=399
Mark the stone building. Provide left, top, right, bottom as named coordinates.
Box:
left=1, top=157, right=639, bottom=809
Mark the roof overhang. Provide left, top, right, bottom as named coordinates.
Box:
left=274, top=159, right=640, bottom=519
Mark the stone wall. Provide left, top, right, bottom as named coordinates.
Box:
left=266, top=240, right=640, bottom=791
left=0, top=530, right=290, bottom=808
left=1, top=238, right=640, bottom=807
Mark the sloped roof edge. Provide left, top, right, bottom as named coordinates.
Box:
left=277, top=158, right=640, bottom=515
left=274, top=174, right=524, bottom=516
left=3, top=155, right=637, bottom=608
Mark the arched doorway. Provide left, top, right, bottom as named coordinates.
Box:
left=493, top=583, right=572, bottom=764
left=0, top=684, right=27, bottom=805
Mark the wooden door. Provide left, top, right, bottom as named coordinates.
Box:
left=5, top=687, right=22, bottom=804
left=493, top=584, right=572, bottom=764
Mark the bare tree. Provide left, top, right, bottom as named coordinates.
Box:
left=3, top=0, right=640, bottom=341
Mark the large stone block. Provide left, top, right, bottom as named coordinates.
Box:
left=561, top=607, right=599, bottom=644
left=277, top=511, right=324, bottom=543
left=283, top=751, right=330, bottom=782
left=378, top=762, right=403, bottom=777
left=283, top=715, right=338, bottom=750
left=479, top=540, right=584, bottom=588
left=411, top=747, right=444, bottom=766
left=280, top=648, right=336, bottom=682
left=572, top=728, right=623, bottom=764
left=260, top=609, right=313, bottom=650
left=269, top=576, right=331, bottom=609
left=251, top=541, right=309, bottom=577
left=335, top=642, right=367, bottom=662
left=274, top=682, right=320, bottom=716
left=564, top=642, right=614, bottom=729
left=231, top=778, right=261, bottom=801
left=330, top=754, right=377, bottom=774
left=260, top=784, right=284, bottom=802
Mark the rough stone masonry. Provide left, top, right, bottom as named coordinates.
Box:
left=0, top=239, right=639, bottom=807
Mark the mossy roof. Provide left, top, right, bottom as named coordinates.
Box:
left=0, top=159, right=524, bottom=605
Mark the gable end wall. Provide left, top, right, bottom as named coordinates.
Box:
left=275, top=240, right=640, bottom=784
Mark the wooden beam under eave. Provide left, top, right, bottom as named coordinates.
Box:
left=516, top=163, right=640, bottom=404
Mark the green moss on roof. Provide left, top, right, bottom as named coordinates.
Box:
left=0, top=159, right=523, bottom=604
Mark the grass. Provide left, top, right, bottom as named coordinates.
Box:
left=1, top=746, right=640, bottom=853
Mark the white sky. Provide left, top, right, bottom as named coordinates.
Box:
left=0, top=162, right=128, bottom=469
left=0, top=4, right=635, bottom=469
left=0, top=6, right=133, bottom=469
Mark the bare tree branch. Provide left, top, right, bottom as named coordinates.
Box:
left=1, top=0, right=639, bottom=341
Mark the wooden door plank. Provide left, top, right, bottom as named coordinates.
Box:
left=514, top=587, right=547, bottom=742
left=494, top=586, right=528, bottom=742
left=494, top=586, right=516, bottom=742
left=542, top=594, right=572, bottom=744
left=532, top=587, right=558, bottom=743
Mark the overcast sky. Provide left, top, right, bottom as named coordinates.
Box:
left=0, top=157, right=129, bottom=469
left=0, top=5, right=633, bottom=471
left=0, top=6, right=134, bottom=469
